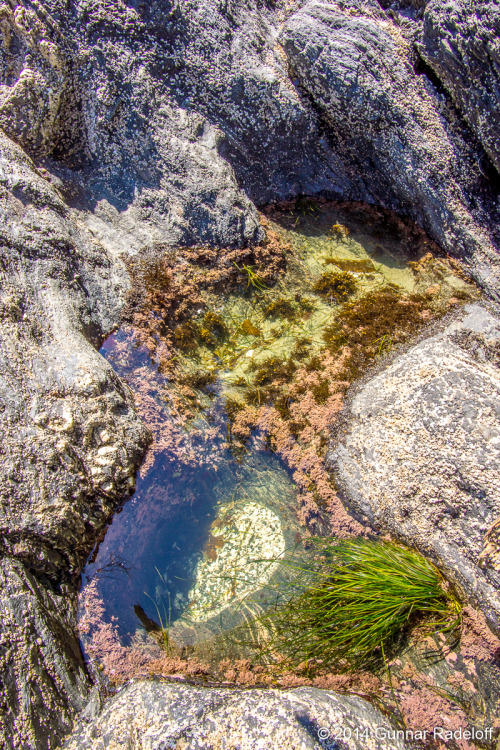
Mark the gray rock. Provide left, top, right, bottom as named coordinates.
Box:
left=4, top=0, right=500, bottom=267
left=64, top=680, right=409, bottom=750
left=420, top=0, right=500, bottom=175
left=0, top=131, right=150, bottom=749
left=280, top=0, right=500, bottom=297
left=328, top=303, right=500, bottom=631
left=0, top=132, right=150, bottom=580
left=0, top=1, right=84, bottom=160
left=0, top=556, right=90, bottom=750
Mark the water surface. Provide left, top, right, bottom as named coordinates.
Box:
left=79, top=202, right=477, bottom=670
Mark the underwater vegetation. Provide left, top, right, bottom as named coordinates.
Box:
left=240, top=319, right=261, bottom=337
left=183, top=369, right=217, bottom=391
left=138, top=256, right=173, bottom=303
left=233, top=262, right=269, bottom=291
left=329, top=223, right=350, bottom=238
left=203, top=531, right=225, bottom=562
left=118, top=200, right=478, bottom=540
left=324, top=257, right=373, bottom=272
left=118, top=201, right=478, bottom=532
left=81, top=200, right=496, bottom=750
left=264, top=297, right=297, bottom=321
left=291, top=337, right=312, bottom=360
left=322, top=288, right=436, bottom=380
left=199, top=311, right=228, bottom=347
left=266, top=538, right=462, bottom=674
left=173, top=321, right=198, bottom=351
left=253, top=356, right=295, bottom=387
left=293, top=197, right=321, bottom=225
left=313, top=271, right=357, bottom=301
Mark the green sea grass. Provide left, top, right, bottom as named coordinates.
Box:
left=269, top=538, right=462, bottom=672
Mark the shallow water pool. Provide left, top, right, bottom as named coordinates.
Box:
left=78, top=201, right=477, bottom=676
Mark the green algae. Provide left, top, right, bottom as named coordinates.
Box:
left=233, top=262, right=269, bottom=291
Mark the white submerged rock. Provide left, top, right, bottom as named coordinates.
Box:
left=185, top=501, right=286, bottom=623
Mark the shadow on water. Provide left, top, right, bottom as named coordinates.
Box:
left=83, top=455, right=223, bottom=638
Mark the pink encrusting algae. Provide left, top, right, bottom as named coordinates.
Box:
left=76, top=200, right=500, bottom=748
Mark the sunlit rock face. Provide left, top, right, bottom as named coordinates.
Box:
left=64, top=682, right=409, bottom=750
left=280, top=0, right=500, bottom=299
left=420, top=0, right=500, bottom=176
left=1, top=0, right=500, bottom=277
left=329, top=303, right=500, bottom=630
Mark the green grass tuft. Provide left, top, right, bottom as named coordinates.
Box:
left=269, top=538, right=461, bottom=673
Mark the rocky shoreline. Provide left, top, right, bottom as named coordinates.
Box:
left=1, top=0, right=500, bottom=748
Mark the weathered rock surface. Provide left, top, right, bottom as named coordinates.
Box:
left=0, top=131, right=150, bottom=579
left=64, top=680, right=409, bottom=750
left=420, top=0, right=500, bottom=176
left=0, top=1, right=84, bottom=160
left=329, top=302, right=500, bottom=630
left=0, top=556, right=90, bottom=749
left=2, top=0, right=500, bottom=273
left=0, top=130, right=150, bottom=749
left=281, top=0, right=500, bottom=298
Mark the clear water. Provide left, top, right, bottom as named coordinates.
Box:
left=82, top=410, right=302, bottom=646
left=79, top=203, right=477, bottom=668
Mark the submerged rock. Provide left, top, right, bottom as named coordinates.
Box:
left=329, top=302, right=500, bottom=630
left=186, top=501, right=285, bottom=623
left=63, top=680, right=409, bottom=750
